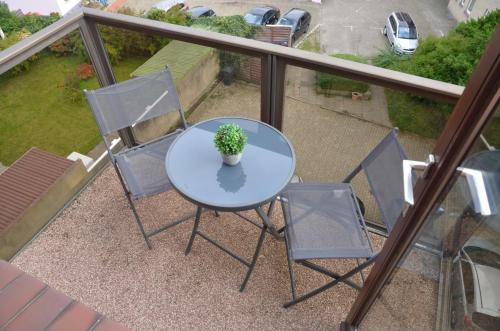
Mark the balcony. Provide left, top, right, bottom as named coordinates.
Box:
left=0, top=5, right=499, bottom=331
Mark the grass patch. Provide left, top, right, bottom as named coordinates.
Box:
left=385, top=90, right=452, bottom=139
left=316, top=54, right=370, bottom=94
left=0, top=54, right=147, bottom=165
left=298, top=36, right=320, bottom=53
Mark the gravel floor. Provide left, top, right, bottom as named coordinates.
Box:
left=13, top=166, right=386, bottom=330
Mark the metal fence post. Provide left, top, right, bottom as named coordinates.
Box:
left=79, top=17, right=136, bottom=147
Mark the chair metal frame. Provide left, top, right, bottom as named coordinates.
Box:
left=281, top=129, right=408, bottom=307
left=85, top=68, right=191, bottom=249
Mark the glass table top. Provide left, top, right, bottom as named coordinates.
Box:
left=166, top=117, right=296, bottom=210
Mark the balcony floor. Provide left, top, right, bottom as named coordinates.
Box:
left=12, top=81, right=435, bottom=330
left=12, top=165, right=384, bottom=330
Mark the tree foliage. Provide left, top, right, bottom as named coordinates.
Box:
left=192, top=16, right=259, bottom=72
left=0, top=2, right=59, bottom=34
left=146, top=5, right=192, bottom=26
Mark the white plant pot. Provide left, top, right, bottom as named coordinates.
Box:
left=222, top=153, right=242, bottom=166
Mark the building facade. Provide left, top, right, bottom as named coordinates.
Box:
left=448, top=0, right=499, bottom=21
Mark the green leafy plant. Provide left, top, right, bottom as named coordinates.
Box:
left=373, top=9, right=499, bottom=138
left=192, top=16, right=260, bottom=73
left=214, top=124, right=248, bottom=155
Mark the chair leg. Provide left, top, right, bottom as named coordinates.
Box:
left=283, top=257, right=376, bottom=308
left=126, top=193, right=152, bottom=250
left=240, top=225, right=267, bottom=292
left=185, top=206, right=203, bottom=255
left=285, top=242, right=297, bottom=301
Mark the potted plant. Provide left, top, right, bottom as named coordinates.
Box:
left=214, top=123, right=248, bottom=166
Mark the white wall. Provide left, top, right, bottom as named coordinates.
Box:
left=448, top=0, right=500, bottom=22
left=3, top=0, right=80, bottom=15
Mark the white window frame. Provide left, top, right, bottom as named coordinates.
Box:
left=466, top=0, right=476, bottom=15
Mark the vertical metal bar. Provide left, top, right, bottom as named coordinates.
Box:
left=271, top=56, right=286, bottom=131
left=260, top=54, right=272, bottom=125
left=185, top=206, right=203, bottom=255
left=239, top=224, right=267, bottom=292
left=79, top=17, right=136, bottom=147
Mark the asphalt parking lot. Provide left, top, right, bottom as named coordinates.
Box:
left=121, top=0, right=456, bottom=57
left=320, top=0, right=457, bottom=57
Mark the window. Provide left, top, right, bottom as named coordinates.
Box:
left=466, top=0, right=476, bottom=15
left=389, top=16, right=397, bottom=33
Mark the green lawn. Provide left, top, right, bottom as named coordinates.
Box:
left=385, top=90, right=453, bottom=139
left=0, top=54, right=147, bottom=165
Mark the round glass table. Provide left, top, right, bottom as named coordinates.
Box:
left=166, top=117, right=295, bottom=291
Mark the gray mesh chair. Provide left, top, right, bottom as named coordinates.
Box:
left=280, top=129, right=408, bottom=307
left=85, top=68, right=191, bottom=249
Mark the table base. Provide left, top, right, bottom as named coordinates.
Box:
left=185, top=201, right=281, bottom=292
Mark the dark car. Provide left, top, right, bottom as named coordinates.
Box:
left=189, top=6, right=215, bottom=18
left=244, top=5, right=280, bottom=26
left=276, top=8, right=311, bottom=44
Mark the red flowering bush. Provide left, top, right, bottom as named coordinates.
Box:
left=76, top=63, right=93, bottom=80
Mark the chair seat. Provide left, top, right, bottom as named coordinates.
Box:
left=115, top=132, right=181, bottom=199
left=282, top=183, right=374, bottom=261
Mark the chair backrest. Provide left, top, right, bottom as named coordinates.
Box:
left=84, top=68, right=186, bottom=141
left=358, top=129, right=409, bottom=234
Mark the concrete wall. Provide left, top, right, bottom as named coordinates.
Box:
left=0, top=160, right=88, bottom=260
left=448, top=0, right=499, bottom=21
left=3, top=0, right=80, bottom=15
left=134, top=51, right=219, bottom=142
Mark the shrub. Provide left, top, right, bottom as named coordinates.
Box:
left=0, top=29, right=38, bottom=74
left=214, top=124, right=248, bottom=155
left=193, top=16, right=259, bottom=73
left=373, top=9, right=499, bottom=138
left=316, top=54, right=370, bottom=93
left=18, top=13, right=60, bottom=33
left=49, top=31, right=86, bottom=57
left=63, top=72, right=83, bottom=103
left=146, top=5, right=192, bottom=26
left=76, top=63, right=93, bottom=80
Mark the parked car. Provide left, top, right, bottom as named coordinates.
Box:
left=152, top=0, right=187, bottom=11
left=244, top=5, right=280, bottom=26
left=451, top=236, right=500, bottom=330
left=276, top=8, right=311, bottom=44
left=383, top=12, right=419, bottom=55
left=189, top=6, right=215, bottom=18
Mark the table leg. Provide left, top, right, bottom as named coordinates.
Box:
left=185, top=206, right=203, bottom=255
left=240, top=223, right=267, bottom=292
left=256, top=206, right=283, bottom=240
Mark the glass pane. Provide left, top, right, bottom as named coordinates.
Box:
left=98, top=24, right=261, bottom=142
left=282, top=63, right=447, bottom=230
left=360, top=104, right=500, bottom=330
left=0, top=32, right=102, bottom=167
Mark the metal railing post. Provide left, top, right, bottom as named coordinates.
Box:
left=79, top=17, right=136, bottom=147
left=261, top=55, right=286, bottom=131
left=271, top=56, right=286, bottom=131
left=260, top=55, right=272, bottom=125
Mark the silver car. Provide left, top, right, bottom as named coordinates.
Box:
left=383, top=12, right=419, bottom=55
